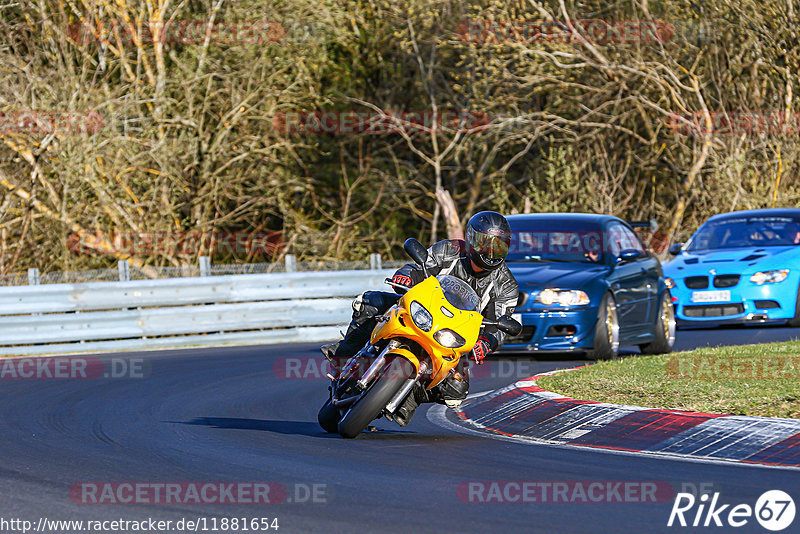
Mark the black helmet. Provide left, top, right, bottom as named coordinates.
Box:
left=465, top=211, right=512, bottom=271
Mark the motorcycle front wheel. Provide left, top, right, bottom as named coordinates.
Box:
left=337, top=358, right=414, bottom=439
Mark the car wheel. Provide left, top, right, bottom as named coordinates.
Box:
left=588, top=293, right=619, bottom=360
left=788, top=284, right=800, bottom=327
left=639, top=292, right=676, bottom=355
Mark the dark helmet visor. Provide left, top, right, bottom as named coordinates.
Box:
left=467, top=227, right=510, bottom=260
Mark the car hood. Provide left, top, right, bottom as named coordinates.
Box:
left=663, top=246, right=799, bottom=275
left=507, top=261, right=608, bottom=289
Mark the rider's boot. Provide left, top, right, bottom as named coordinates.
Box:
left=434, top=368, right=470, bottom=410
left=320, top=293, right=380, bottom=373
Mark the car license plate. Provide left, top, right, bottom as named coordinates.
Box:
left=512, top=313, right=523, bottom=324
left=692, top=290, right=730, bottom=303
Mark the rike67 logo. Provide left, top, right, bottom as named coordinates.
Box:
left=668, top=490, right=795, bottom=531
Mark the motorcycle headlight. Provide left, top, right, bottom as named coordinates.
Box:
left=750, top=269, right=789, bottom=285
left=535, top=289, right=590, bottom=306
left=664, top=277, right=675, bottom=289
left=434, top=329, right=466, bottom=348
left=409, top=300, right=433, bottom=331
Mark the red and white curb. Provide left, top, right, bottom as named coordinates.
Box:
left=454, top=368, right=800, bottom=468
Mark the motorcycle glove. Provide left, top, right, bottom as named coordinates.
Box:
left=471, top=333, right=497, bottom=364
left=391, top=273, right=414, bottom=288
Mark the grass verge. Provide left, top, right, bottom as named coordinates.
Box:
left=537, top=340, right=800, bottom=419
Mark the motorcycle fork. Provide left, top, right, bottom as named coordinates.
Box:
left=332, top=339, right=398, bottom=402
left=356, top=339, right=400, bottom=389
left=385, top=360, right=428, bottom=414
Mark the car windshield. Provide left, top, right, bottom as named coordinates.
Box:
left=506, top=219, right=605, bottom=263
left=687, top=216, right=800, bottom=251
left=437, top=275, right=480, bottom=311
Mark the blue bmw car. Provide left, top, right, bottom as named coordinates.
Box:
left=501, top=213, right=675, bottom=359
left=662, top=208, right=800, bottom=327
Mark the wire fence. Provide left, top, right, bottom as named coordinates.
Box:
left=0, top=255, right=409, bottom=287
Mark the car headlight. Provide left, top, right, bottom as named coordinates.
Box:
left=664, top=277, right=675, bottom=289
left=535, top=289, right=590, bottom=306
left=750, top=269, right=789, bottom=285
left=434, top=329, right=466, bottom=348
left=409, top=300, right=433, bottom=331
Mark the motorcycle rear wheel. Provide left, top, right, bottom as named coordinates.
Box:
left=317, top=398, right=340, bottom=433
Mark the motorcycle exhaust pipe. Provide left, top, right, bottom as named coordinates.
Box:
left=386, top=361, right=428, bottom=414
left=356, top=340, right=400, bottom=390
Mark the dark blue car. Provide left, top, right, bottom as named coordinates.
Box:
left=501, top=213, right=675, bottom=359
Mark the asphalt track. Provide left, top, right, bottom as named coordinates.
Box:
left=1, top=327, right=799, bottom=534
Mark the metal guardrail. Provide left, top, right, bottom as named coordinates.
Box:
left=0, top=269, right=396, bottom=356
left=1, top=253, right=407, bottom=286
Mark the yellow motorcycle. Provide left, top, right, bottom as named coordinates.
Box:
left=318, top=239, right=522, bottom=438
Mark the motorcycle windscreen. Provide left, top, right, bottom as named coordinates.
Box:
left=437, top=275, right=479, bottom=312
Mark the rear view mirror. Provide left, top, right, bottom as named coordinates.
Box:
left=404, top=238, right=428, bottom=265
left=404, top=238, right=430, bottom=277
left=497, top=315, right=523, bottom=336
left=617, top=249, right=644, bottom=263
left=668, top=243, right=683, bottom=256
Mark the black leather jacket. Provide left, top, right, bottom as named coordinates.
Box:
left=393, top=239, right=519, bottom=348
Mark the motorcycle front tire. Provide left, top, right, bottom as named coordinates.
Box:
left=337, top=359, right=413, bottom=439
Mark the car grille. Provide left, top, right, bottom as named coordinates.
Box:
left=683, top=303, right=744, bottom=317
left=545, top=325, right=577, bottom=337
left=755, top=300, right=781, bottom=310
left=506, top=326, right=536, bottom=345
left=713, top=274, right=740, bottom=288
left=685, top=276, right=709, bottom=289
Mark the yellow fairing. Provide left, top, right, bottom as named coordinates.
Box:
left=383, top=347, right=419, bottom=370
left=370, top=276, right=483, bottom=388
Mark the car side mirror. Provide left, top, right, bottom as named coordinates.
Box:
left=616, top=249, right=644, bottom=264
left=668, top=243, right=683, bottom=256
left=404, top=238, right=429, bottom=276
left=497, top=315, right=523, bottom=336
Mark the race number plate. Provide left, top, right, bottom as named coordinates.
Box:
left=691, top=290, right=731, bottom=303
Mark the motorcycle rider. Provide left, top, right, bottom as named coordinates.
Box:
left=322, top=211, right=519, bottom=425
